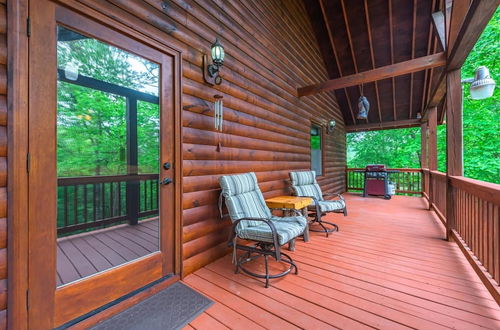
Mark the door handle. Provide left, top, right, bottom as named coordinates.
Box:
left=160, top=178, right=173, bottom=185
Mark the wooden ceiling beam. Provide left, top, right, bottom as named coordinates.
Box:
left=297, top=53, right=446, bottom=97
left=421, top=0, right=437, bottom=116
left=432, top=11, right=447, bottom=50
left=448, top=0, right=469, bottom=51
left=448, top=0, right=499, bottom=70
left=345, top=119, right=422, bottom=132
left=318, top=0, right=356, bottom=123
left=363, top=0, right=382, bottom=123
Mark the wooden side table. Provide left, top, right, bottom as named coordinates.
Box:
left=265, top=196, right=312, bottom=251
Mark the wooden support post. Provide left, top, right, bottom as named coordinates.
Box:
left=420, top=121, right=428, bottom=197
left=428, top=107, right=437, bottom=210
left=420, top=121, right=428, bottom=169
left=446, top=69, right=463, bottom=241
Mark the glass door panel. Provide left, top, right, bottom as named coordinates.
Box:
left=56, top=26, right=160, bottom=286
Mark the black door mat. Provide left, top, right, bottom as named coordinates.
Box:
left=91, top=282, right=213, bottom=330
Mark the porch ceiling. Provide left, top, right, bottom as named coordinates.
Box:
left=304, top=0, right=446, bottom=129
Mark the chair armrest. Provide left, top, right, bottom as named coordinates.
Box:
left=323, top=193, right=345, bottom=202
left=229, top=217, right=280, bottom=248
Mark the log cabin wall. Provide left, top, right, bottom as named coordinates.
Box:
left=166, top=0, right=346, bottom=274
left=57, top=0, right=346, bottom=275
left=3, top=5, right=346, bottom=318
left=0, top=0, right=6, bottom=327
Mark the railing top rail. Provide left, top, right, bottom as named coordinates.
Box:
left=346, top=168, right=422, bottom=172
left=449, top=175, right=500, bottom=205
left=429, top=170, right=447, bottom=178
left=58, top=173, right=158, bottom=186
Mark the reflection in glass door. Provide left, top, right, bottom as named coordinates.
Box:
left=56, top=26, right=160, bottom=286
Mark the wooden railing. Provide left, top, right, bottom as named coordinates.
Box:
left=424, top=170, right=500, bottom=303
left=57, top=173, right=159, bottom=235
left=448, top=176, right=500, bottom=300
left=428, top=170, right=447, bottom=223
left=346, top=168, right=422, bottom=195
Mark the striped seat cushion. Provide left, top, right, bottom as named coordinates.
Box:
left=236, top=217, right=306, bottom=245
left=289, top=171, right=323, bottom=201
left=219, top=172, right=272, bottom=229
left=310, top=200, right=346, bottom=213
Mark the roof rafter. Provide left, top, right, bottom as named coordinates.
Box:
left=389, top=0, right=397, bottom=121
left=363, top=0, right=382, bottom=123
left=339, top=0, right=367, bottom=123
left=318, top=0, right=356, bottom=124
left=409, top=0, right=417, bottom=119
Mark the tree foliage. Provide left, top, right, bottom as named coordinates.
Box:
left=57, top=27, right=160, bottom=177
left=348, top=9, right=499, bottom=184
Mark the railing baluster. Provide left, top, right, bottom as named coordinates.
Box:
left=118, top=182, right=122, bottom=216
left=101, top=182, right=106, bottom=219
left=150, top=179, right=154, bottom=210
left=83, top=184, right=88, bottom=223
left=110, top=182, right=114, bottom=218
left=93, top=183, right=97, bottom=222
left=64, top=186, right=68, bottom=227
left=74, top=185, right=78, bottom=225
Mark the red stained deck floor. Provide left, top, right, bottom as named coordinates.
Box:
left=183, top=194, right=500, bottom=329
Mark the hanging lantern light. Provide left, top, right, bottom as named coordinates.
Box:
left=357, top=84, right=370, bottom=120
left=469, top=66, right=496, bottom=100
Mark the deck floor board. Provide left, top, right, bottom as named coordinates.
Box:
left=184, top=194, right=500, bottom=329
left=56, top=219, right=159, bottom=286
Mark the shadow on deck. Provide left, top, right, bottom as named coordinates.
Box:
left=184, top=194, right=500, bottom=329
left=57, top=218, right=159, bottom=286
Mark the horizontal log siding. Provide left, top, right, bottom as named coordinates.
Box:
left=20, top=0, right=345, bottom=278
left=98, top=0, right=346, bottom=275
left=0, top=0, right=6, bottom=327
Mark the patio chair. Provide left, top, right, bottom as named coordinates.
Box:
left=219, top=172, right=308, bottom=288
left=289, top=171, right=347, bottom=237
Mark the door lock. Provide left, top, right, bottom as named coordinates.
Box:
left=160, top=178, right=173, bottom=185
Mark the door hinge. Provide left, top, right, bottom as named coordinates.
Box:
left=26, top=290, right=29, bottom=310
left=26, top=152, right=30, bottom=173
left=26, top=17, right=31, bottom=37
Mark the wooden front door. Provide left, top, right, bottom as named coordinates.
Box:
left=27, top=1, right=182, bottom=327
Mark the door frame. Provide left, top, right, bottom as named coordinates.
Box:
left=8, top=0, right=183, bottom=328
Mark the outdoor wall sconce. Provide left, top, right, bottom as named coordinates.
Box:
left=461, top=66, right=496, bottom=100
left=327, top=119, right=336, bottom=134
left=203, top=38, right=225, bottom=86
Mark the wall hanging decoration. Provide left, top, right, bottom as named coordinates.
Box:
left=214, top=94, right=224, bottom=151
left=357, top=84, right=370, bottom=120
left=203, top=38, right=225, bottom=85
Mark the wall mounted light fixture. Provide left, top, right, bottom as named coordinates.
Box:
left=203, top=38, right=225, bottom=86
left=327, top=119, right=336, bottom=134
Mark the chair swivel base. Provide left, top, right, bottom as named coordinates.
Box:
left=308, top=219, right=339, bottom=237
left=235, top=248, right=298, bottom=288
